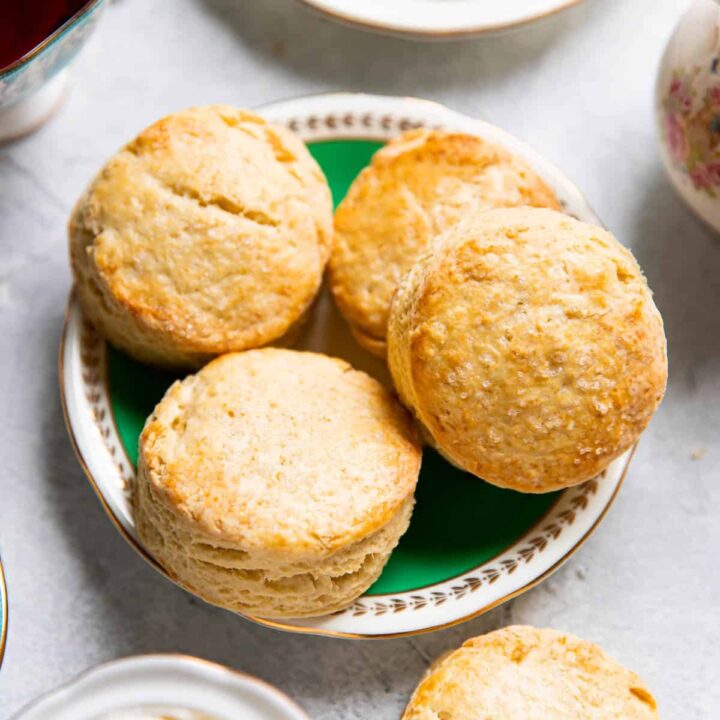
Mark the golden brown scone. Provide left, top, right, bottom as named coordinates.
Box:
left=134, top=348, right=421, bottom=619
left=403, top=626, right=659, bottom=720
left=329, top=129, right=560, bottom=356
left=387, top=207, right=667, bottom=492
left=70, top=105, right=333, bottom=369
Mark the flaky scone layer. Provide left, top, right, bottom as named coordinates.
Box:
left=136, top=476, right=414, bottom=618
left=388, top=207, right=667, bottom=492
left=329, top=129, right=560, bottom=356
left=134, top=348, right=421, bottom=618
left=70, top=105, right=332, bottom=369
left=403, top=626, right=659, bottom=720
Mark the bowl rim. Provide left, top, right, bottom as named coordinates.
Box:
left=0, top=0, right=104, bottom=79
left=11, top=653, right=311, bottom=720
left=0, top=556, right=7, bottom=669
left=58, top=91, right=630, bottom=639
left=293, top=0, right=581, bottom=38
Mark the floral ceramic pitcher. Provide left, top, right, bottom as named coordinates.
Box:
left=657, top=0, right=720, bottom=232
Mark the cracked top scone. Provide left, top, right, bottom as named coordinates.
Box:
left=329, top=129, right=560, bottom=356
left=134, top=348, right=422, bottom=619
left=402, top=626, right=659, bottom=720
left=70, top=105, right=332, bottom=369
left=387, top=207, right=667, bottom=492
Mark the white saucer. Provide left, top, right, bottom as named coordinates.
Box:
left=296, top=0, right=581, bottom=38
left=14, top=655, right=309, bottom=720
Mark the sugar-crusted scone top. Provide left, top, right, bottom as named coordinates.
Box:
left=70, top=105, right=332, bottom=368
left=329, top=129, right=559, bottom=354
left=402, top=626, right=659, bottom=719
left=388, top=207, right=667, bottom=492
left=139, top=349, right=421, bottom=559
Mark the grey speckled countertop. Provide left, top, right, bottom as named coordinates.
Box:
left=0, top=0, right=718, bottom=717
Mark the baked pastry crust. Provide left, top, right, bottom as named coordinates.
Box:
left=329, top=129, right=560, bottom=356
left=402, top=626, right=659, bottom=719
left=70, top=105, right=333, bottom=369
left=134, top=348, right=422, bottom=618
left=388, top=207, right=667, bottom=492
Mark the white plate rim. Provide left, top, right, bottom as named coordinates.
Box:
left=294, top=0, right=581, bottom=38
left=12, top=654, right=310, bottom=720
left=60, top=92, right=629, bottom=639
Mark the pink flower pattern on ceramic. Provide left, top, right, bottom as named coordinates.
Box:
left=663, top=56, right=720, bottom=197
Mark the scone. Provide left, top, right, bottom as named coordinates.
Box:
left=329, top=129, right=560, bottom=356
left=402, top=626, right=659, bottom=719
left=70, top=105, right=333, bottom=369
left=387, top=207, right=667, bottom=492
left=134, top=348, right=421, bottom=619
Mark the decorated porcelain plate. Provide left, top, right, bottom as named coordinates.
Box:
left=13, top=654, right=309, bottom=719
left=295, top=0, right=581, bottom=38
left=60, top=93, right=630, bottom=639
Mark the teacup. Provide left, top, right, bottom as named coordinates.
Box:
left=657, top=0, right=720, bottom=232
left=0, top=0, right=105, bottom=142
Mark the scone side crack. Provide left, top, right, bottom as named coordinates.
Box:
left=69, top=105, right=333, bottom=369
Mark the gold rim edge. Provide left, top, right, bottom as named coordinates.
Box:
left=0, top=557, right=7, bottom=669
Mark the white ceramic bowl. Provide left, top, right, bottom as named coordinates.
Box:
left=13, top=655, right=309, bottom=720
left=295, top=0, right=581, bottom=38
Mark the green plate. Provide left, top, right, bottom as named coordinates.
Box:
left=64, top=94, right=625, bottom=638
left=107, top=138, right=558, bottom=597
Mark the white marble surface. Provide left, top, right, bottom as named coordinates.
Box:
left=0, top=0, right=718, bottom=717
